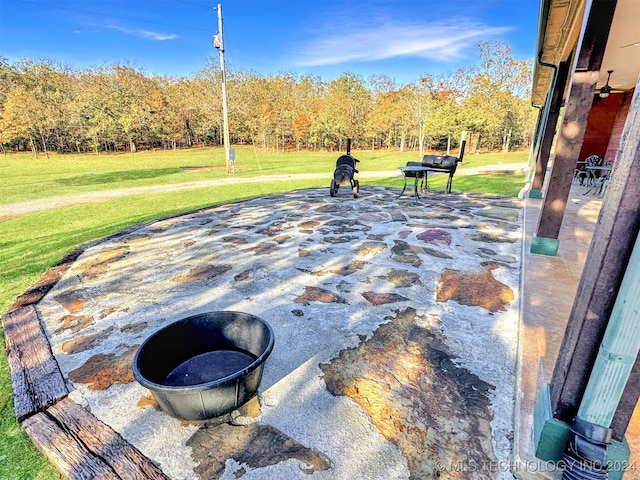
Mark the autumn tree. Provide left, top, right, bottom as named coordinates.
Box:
left=366, top=75, right=406, bottom=151
left=402, top=75, right=438, bottom=155
left=0, top=59, right=73, bottom=156
left=0, top=57, right=20, bottom=152
left=1, top=85, right=45, bottom=155
left=320, top=73, right=371, bottom=151
left=461, top=41, right=533, bottom=152
left=0, top=42, right=534, bottom=155
left=291, top=74, right=322, bottom=150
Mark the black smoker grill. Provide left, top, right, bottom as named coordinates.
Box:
left=405, top=139, right=466, bottom=194
left=330, top=139, right=360, bottom=198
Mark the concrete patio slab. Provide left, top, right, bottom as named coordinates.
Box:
left=9, top=186, right=525, bottom=479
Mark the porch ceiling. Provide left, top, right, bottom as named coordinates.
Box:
left=532, top=0, right=640, bottom=106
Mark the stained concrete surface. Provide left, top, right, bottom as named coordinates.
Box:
left=34, top=186, right=523, bottom=479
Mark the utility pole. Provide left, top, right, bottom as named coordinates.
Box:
left=213, top=4, right=234, bottom=173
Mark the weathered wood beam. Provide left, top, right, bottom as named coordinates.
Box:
left=8, top=248, right=82, bottom=313
left=531, top=0, right=617, bottom=256
left=550, top=75, right=640, bottom=424
left=532, top=69, right=598, bottom=251
left=2, top=305, right=68, bottom=420
left=47, top=398, right=169, bottom=480
left=22, top=411, right=117, bottom=480
left=575, top=0, right=617, bottom=72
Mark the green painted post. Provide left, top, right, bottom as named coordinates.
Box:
left=530, top=236, right=559, bottom=256
left=577, top=231, right=640, bottom=427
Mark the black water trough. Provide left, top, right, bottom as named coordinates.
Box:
left=133, top=311, right=274, bottom=421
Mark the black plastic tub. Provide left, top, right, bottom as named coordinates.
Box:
left=132, top=311, right=274, bottom=421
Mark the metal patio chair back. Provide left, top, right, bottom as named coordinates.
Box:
left=574, top=154, right=602, bottom=185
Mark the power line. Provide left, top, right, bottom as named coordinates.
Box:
left=16, top=0, right=212, bottom=33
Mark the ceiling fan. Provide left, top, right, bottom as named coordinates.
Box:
left=597, top=70, right=614, bottom=98
left=594, top=70, right=624, bottom=100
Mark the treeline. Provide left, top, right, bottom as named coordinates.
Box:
left=0, top=41, right=536, bottom=156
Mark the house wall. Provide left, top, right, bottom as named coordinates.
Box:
left=604, top=90, right=634, bottom=162
left=578, top=93, right=624, bottom=161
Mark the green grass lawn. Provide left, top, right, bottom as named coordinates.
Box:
left=0, top=145, right=528, bottom=204
left=0, top=146, right=526, bottom=480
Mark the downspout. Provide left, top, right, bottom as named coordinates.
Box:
left=526, top=60, right=558, bottom=196
left=521, top=0, right=558, bottom=198
left=561, top=231, right=640, bottom=479
left=532, top=0, right=557, bottom=113
left=520, top=104, right=543, bottom=198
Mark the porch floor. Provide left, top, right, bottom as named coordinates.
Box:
left=516, top=182, right=640, bottom=479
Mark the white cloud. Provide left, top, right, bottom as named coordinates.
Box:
left=106, top=24, right=180, bottom=41
left=292, top=19, right=513, bottom=67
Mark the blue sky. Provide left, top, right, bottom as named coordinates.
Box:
left=1, top=0, right=540, bottom=85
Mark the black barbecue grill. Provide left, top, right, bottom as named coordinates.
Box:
left=399, top=140, right=466, bottom=198
left=329, top=139, right=360, bottom=198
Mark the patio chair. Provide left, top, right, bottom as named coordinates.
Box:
left=573, top=154, right=601, bottom=185
left=590, top=160, right=613, bottom=197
